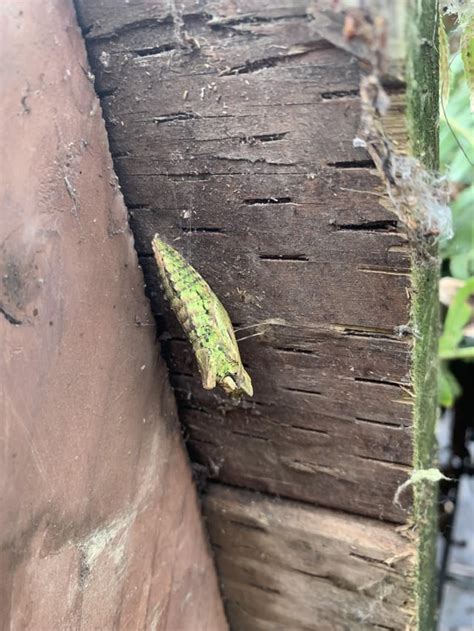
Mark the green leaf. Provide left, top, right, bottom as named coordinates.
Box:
left=441, top=186, right=474, bottom=278
left=450, top=251, right=474, bottom=279
left=460, top=16, right=474, bottom=113
left=439, top=54, right=474, bottom=185
left=439, top=277, right=474, bottom=356
left=438, top=362, right=461, bottom=408
left=440, top=347, right=474, bottom=360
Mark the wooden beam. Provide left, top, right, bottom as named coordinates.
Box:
left=0, top=2, right=226, bottom=629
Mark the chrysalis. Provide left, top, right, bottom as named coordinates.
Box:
left=152, top=234, right=253, bottom=397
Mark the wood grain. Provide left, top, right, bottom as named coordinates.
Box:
left=204, top=484, right=414, bottom=631
left=0, top=2, right=226, bottom=629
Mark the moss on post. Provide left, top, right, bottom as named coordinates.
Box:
left=406, top=0, right=440, bottom=170
left=410, top=262, right=440, bottom=631
left=406, top=1, right=440, bottom=630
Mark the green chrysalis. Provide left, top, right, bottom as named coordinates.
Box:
left=152, top=234, right=253, bottom=398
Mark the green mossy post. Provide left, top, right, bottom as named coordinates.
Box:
left=407, top=0, right=440, bottom=168
left=407, top=1, right=440, bottom=630
left=411, top=263, right=440, bottom=631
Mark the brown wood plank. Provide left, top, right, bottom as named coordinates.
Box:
left=0, top=2, right=226, bottom=629
left=76, top=0, right=414, bottom=523
left=204, top=484, right=413, bottom=631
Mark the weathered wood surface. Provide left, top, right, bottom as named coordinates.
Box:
left=76, top=0, right=414, bottom=524
left=0, top=2, right=226, bottom=629
left=204, top=484, right=413, bottom=630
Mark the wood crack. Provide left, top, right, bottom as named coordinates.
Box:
left=333, top=220, right=398, bottom=233
left=355, top=417, right=407, bottom=429
left=354, top=376, right=409, bottom=388
left=231, top=429, right=269, bottom=442
left=244, top=132, right=288, bottom=143
left=349, top=551, right=395, bottom=570
left=357, top=267, right=410, bottom=277
left=228, top=519, right=268, bottom=534
left=355, top=453, right=412, bottom=471
left=290, top=425, right=330, bottom=437
left=181, top=227, right=226, bottom=235
left=133, top=43, right=177, bottom=58
left=245, top=581, right=281, bottom=595
left=289, top=565, right=365, bottom=594
left=274, top=347, right=315, bottom=356
left=340, top=326, right=406, bottom=342
left=282, top=386, right=322, bottom=396
left=219, top=45, right=326, bottom=77
left=208, top=13, right=312, bottom=29
left=321, top=89, right=360, bottom=100
left=244, top=196, right=292, bottom=205
left=212, top=155, right=296, bottom=166
left=153, top=111, right=200, bottom=124
left=327, top=159, right=375, bottom=169
left=291, top=566, right=333, bottom=582
left=259, top=254, right=309, bottom=262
